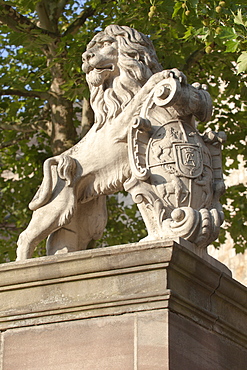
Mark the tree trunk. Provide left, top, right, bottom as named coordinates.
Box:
left=81, top=97, right=94, bottom=138
left=37, top=0, right=77, bottom=155
left=49, top=95, right=76, bottom=154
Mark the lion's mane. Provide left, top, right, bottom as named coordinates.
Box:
left=88, top=25, right=163, bottom=129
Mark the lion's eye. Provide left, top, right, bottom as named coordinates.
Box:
left=103, top=41, right=111, bottom=47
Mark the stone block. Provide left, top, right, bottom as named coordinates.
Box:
left=0, top=240, right=247, bottom=369
left=2, top=316, right=135, bottom=370
left=136, top=311, right=169, bottom=369
left=169, top=311, right=247, bottom=370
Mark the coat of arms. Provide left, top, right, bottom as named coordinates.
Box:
left=173, top=143, right=203, bottom=178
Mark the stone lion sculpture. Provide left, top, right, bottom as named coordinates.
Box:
left=16, top=25, right=226, bottom=260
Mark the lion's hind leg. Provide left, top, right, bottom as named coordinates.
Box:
left=16, top=189, right=76, bottom=260
left=16, top=230, right=35, bottom=261
left=16, top=209, right=61, bottom=261
left=46, top=196, right=108, bottom=255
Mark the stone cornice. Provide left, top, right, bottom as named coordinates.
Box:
left=0, top=241, right=246, bottom=349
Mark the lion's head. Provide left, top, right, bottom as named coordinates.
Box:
left=82, top=25, right=162, bottom=129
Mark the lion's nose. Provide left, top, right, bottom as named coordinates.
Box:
left=82, top=50, right=95, bottom=62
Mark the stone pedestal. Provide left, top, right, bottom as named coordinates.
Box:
left=0, top=240, right=247, bottom=369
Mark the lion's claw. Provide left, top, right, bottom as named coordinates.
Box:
left=163, top=68, right=187, bottom=85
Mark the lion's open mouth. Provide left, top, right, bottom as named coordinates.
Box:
left=94, top=65, right=114, bottom=73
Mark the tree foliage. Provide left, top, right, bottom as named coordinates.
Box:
left=0, top=0, right=246, bottom=262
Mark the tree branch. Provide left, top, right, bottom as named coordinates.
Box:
left=62, top=0, right=114, bottom=37
left=62, top=7, right=95, bottom=37
left=36, top=0, right=57, bottom=33
left=182, top=48, right=205, bottom=73
left=0, top=3, right=59, bottom=38
left=0, top=139, right=22, bottom=149
left=0, top=89, right=49, bottom=99
left=0, top=122, right=35, bottom=133
left=55, top=0, right=70, bottom=20
left=0, top=224, right=21, bottom=230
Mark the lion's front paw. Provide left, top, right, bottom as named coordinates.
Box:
left=144, top=69, right=187, bottom=94
left=163, top=68, right=187, bottom=85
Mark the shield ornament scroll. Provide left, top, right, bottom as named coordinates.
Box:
left=174, top=143, right=203, bottom=178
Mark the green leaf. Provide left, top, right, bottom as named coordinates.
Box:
left=217, top=27, right=236, bottom=41
left=234, top=9, right=247, bottom=27
left=183, top=26, right=194, bottom=40
left=172, top=1, right=183, bottom=19
left=225, top=39, right=239, bottom=53
left=237, top=51, right=247, bottom=73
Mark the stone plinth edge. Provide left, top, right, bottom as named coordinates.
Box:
left=0, top=240, right=246, bottom=349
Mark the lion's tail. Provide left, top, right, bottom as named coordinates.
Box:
left=29, top=155, right=77, bottom=211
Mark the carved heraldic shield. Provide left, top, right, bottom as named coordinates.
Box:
left=174, top=144, right=203, bottom=178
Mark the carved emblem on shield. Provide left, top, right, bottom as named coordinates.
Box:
left=173, top=143, right=203, bottom=178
